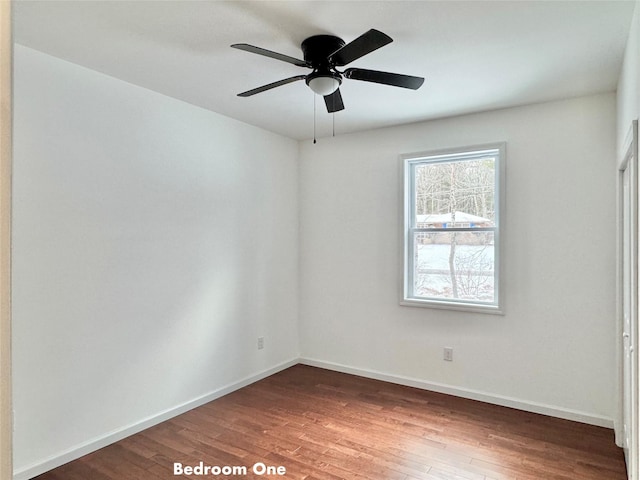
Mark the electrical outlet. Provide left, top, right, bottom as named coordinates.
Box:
left=257, top=337, right=264, bottom=350
left=444, top=347, right=453, bottom=362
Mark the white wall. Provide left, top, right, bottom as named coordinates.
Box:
left=617, top=0, right=639, bottom=156
left=12, top=45, right=299, bottom=477
left=299, top=93, right=618, bottom=424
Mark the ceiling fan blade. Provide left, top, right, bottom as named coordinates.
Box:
left=324, top=89, right=345, bottom=113
left=329, top=29, right=392, bottom=67
left=231, top=43, right=309, bottom=68
left=237, top=75, right=307, bottom=97
left=344, top=68, right=424, bottom=90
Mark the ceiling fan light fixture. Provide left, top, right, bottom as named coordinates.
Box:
left=307, top=74, right=341, bottom=96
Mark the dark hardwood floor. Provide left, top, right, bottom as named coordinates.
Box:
left=34, top=365, right=627, bottom=480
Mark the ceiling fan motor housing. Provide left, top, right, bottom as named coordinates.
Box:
left=301, top=35, right=345, bottom=67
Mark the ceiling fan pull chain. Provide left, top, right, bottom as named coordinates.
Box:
left=313, top=93, right=317, bottom=144
left=332, top=111, right=335, bottom=137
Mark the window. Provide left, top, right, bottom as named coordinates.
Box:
left=401, top=144, right=505, bottom=314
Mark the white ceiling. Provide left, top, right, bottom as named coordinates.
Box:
left=14, top=0, right=636, bottom=140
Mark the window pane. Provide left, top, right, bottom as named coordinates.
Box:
left=414, top=158, right=495, bottom=228
left=413, top=231, right=495, bottom=303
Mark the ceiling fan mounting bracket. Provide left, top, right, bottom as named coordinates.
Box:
left=301, top=35, right=345, bottom=67
left=306, top=67, right=342, bottom=83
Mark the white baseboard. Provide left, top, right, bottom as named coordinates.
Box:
left=14, top=358, right=298, bottom=480
left=299, top=357, right=615, bottom=429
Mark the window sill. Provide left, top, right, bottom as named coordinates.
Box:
left=400, top=298, right=504, bottom=315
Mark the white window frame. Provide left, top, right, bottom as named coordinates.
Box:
left=400, top=143, right=505, bottom=314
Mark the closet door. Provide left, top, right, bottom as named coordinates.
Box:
left=620, top=119, right=638, bottom=480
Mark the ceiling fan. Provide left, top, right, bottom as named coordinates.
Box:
left=231, top=29, right=425, bottom=113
